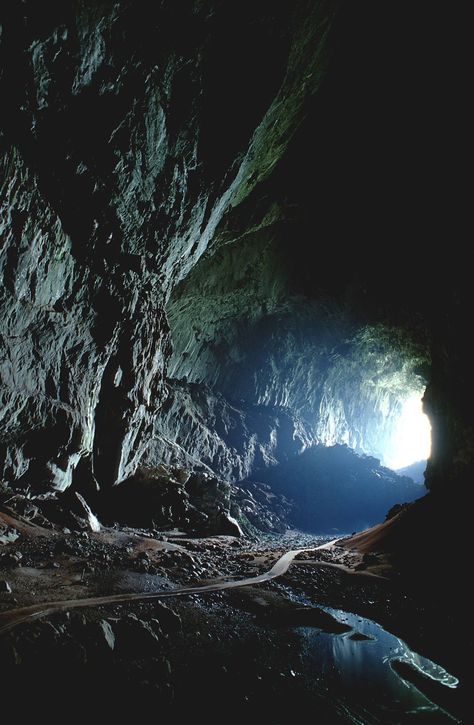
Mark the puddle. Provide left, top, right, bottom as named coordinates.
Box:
left=299, top=606, right=460, bottom=723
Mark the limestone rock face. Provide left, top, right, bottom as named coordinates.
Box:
left=145, top=379, right=315, bottom=482
left=0, top=1, right=471, bottom=509
left=0, top=1, right=336, bottom=491
left=166, top=240, right=430, bottom=468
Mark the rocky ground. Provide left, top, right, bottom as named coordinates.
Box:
left=0, top=492, right=467, bottom=723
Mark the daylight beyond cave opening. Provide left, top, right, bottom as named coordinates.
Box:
left=382, top=393, right=431, bottom=471
left=308, top=331, right=431, bottom=475
left=164, top=231, right=432, bottom=491
left=156, top=301, right=431, bottom=532
left=316, top=361, right=432, bottom=474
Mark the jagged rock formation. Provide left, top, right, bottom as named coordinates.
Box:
left=142, top=380, right=422, bottom=534
left=145, top=378, right=315, bottom=482
left=165, top=235, right=429, bottom=466
left=0, top=0, right=471, bottom=528
left=0, top=8, right=470, bottom=722
left=97, top=464, right=243, bottom=536
left=0, top=1, right=337, bottom=492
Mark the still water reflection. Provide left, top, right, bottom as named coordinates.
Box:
left=299, top=606, right=459, bottom=723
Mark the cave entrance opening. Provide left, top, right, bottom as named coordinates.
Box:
left=381, top=391, right=431, bottom=472
left=165, top=247, right=433, bottom=529
left=313, top=327, right=431, bottom=480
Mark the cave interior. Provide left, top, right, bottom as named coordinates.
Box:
left=0, top=1, right=469, bottom=721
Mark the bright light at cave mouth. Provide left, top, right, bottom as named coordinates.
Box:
left=384, top=395, right=432, bottom=471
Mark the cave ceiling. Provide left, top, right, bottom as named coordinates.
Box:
left=0, top=1, right=470, bottom=495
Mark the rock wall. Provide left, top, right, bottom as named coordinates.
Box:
left=145, top=378, right=315, bottom=482
left=166, top=235, right=430, bottom=467
left=0, top=1, right=471, bottom=504
left=0, top=0, right=337, bottom=491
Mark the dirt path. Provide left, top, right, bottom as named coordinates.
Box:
left=0, top=541, right=343, bottom=635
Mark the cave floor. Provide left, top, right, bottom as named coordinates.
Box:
left=0, top=511, right=466, bottom=723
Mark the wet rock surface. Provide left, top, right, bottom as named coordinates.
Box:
left=0, top=504, right=467, bottom=722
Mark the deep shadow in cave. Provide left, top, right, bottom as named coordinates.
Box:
left=0, top=1, right=470, bottom=722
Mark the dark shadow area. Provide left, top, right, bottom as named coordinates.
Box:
left=242, top=445, right=423, bottom=534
